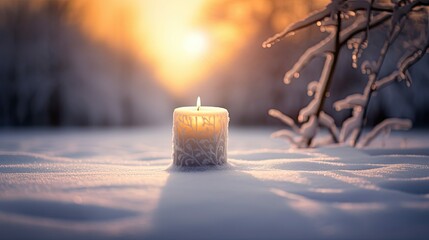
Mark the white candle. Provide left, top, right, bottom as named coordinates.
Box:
left=173, top=97, right=229, bottom=167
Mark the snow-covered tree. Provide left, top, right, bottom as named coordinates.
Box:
left=265, top=0, right=428, bottom=147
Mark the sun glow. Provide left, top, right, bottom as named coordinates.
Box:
left=64, top=0, right=328, bottom=96
left=66, top=0, right=213, bottom=96
left=183, top=31, right=209, bottom=59
left=135, top=0, right=212, bottom=95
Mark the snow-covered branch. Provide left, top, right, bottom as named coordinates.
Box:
left=269, top=112, right=318, bottom=148
left=262, top=8, right=330, bottom=48
left=298, top=53, right=334, bottom=122
left=271, top=129, right=300, bottom=146
left=352, top=1, right=419, bottom=146
left=319, top=111, right=339, bottom=142
left=268, top=109, right=300, bottom=133
left=334, top=94, right=366, bottom=111
left=283, top=12, right=391, bottom=86
left=265, top=0, right=427, bottom=148
left=262, top=0, right=395, bottom=49
left=375, top=42, right=429, bottom=90
left=358, top=118, right=412, bottom=147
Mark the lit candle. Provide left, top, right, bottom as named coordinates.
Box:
left=173, top=97, right=229, bottom=167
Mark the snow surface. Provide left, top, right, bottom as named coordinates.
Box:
left=1, top=127, right=429, bottom=239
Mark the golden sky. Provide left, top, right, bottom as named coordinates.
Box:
left=64, top=0, right=328, bottom=96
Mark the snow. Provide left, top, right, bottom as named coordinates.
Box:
left=1, top=127, right=429, bottom=239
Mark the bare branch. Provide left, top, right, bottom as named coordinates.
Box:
left=353, top=1, right=421, bottom=146
left=307, top=81, right=319, bottom=96
left=283, top=12, right=391, bottom=86
left=334, top=93, right=366, bottom=111
left=358, top=118, right=412, bottom=147
left=319, top=111, right=339, bottom=143
left=373, top=6, right=429, bottom=90
left=271, top=129, right=300, bottom=146
left=300, top=115, right=318, bottom=139
left=298, top=53, right=334, bottom=122
left=266, top=0, right=426, bottom=148
left=350, top=0, right=374, bottom=67
left=262, top=0, right=395, bottom=49
left=268, top=109, right=300, bottom=133
left=262, top=8, right=331, bottom=48
left=339, top=106, right=363, bottom=143
left=341, top=0, right=394, bottom=12
left=374, top=45, right=428, bottom=90
left=284, top=33, right=336, bottom=85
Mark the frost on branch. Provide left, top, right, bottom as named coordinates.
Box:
left=358, top=118, right=412, bottom=147
left=269, top=109, right=318, bottom=147
left=339, top=106, right=363, bottom=144
left=319, top=111, right=339, bottom=142
left=268, top=109, right=299, bottom=133
left=265, top=0, right=428, bottom=148
left=374, top=44, right=429, bottom=89
left=262, top=7, right=330, bottom=48
left=298, top=53, right=334, bottom=123
left=333, top=94, right=366, bottom=111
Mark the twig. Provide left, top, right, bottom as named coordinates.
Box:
left=307, top=11, right=342, bottom=147
left=358, top=118, right=412, bottom=147
left=353, top=1, right=418, bottom=146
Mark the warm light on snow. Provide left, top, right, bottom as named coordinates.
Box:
left=1, top=128, right=429, bottom=239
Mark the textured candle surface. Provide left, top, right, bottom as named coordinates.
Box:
left=173, top=106, right=229, bottom=167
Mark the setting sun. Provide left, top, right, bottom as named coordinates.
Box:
left=183, top=31, right=209, bottom=59
left=64, top=0, right=328, bottom=96
left=67, top=0, right=272, bottom=96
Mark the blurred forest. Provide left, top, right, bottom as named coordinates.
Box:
left=0, top=0, right=428, bottom=127
left=0, top=0, right=171, bottom=126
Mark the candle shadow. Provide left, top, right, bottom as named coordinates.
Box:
left=144, top=165, right=321, bottom=239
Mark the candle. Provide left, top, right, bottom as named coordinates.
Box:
left=173, top=97, right=229, bottom=167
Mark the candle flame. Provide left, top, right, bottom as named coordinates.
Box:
left=197, top=96, right=201, bottom=111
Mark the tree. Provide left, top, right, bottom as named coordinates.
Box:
left=265, top=0, right=428, bottom=147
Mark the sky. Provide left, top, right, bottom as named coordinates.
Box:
left=0, top=0, right=428, bottom=127
left=66, top=0, right=327, bottom=96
